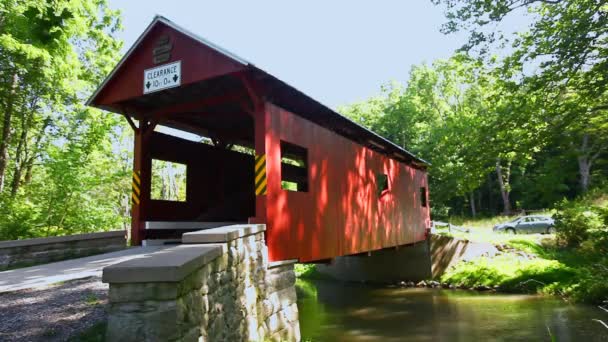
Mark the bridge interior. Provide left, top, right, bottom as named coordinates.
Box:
left=121, top=73, right=261, bottom=240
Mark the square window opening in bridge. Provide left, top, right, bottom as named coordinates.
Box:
left=151, top=159, right=187, bottom=202
left=280, top=141, right=308, bottom=192
left=421, top=187, right=428, bottom=207
left=377, top=173, right=389, bottom=197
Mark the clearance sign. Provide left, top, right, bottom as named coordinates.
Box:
left=143, top=61, right=181, bottom=94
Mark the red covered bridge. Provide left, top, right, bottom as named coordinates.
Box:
left=87, top=16, right=431, bottom=263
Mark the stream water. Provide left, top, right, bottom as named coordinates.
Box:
left=296, top=279, right=608, bottom=341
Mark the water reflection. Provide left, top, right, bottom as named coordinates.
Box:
left=296, top=279, right=608, bottom=341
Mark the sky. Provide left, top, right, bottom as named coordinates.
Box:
left=106, top=1, right=471, bottom=109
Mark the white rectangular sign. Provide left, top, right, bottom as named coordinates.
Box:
left=143, top=61, right=181, bottom=94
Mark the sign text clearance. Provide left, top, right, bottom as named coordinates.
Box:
left=143, top=61, right=181, bottom=94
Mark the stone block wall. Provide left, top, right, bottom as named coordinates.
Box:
left=103, top=225, right=300, bottom=342
left=0, top=231, right=126, bottom=270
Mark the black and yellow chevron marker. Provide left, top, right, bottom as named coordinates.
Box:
left=254, top=154, right=267, bottom=196
left=131, top=170, right=141, bottom=205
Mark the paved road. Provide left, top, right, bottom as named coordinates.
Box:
left=0, top=246, right=167, bottom=292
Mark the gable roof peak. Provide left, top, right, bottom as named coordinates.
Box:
left=86, top=15, right=250, bottom=106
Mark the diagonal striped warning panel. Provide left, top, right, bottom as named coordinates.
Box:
left=255, top=154, right=267, bottom=196
left=131, top=170, right=141, bottom=205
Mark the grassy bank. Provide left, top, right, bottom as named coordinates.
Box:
left=295, top=263, right=317, bottom=278
left=440, top=238, right=607, bottom=303
left=439, top=195, right=608, bottom=304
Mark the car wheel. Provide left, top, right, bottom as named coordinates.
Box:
left=547, top=226, right=556, bottom=234
left=506, top=228, right=516, bottom=235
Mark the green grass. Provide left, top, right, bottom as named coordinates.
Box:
left=69, top=322, right=106, bottom=342
left=295, top=263, right=323, bottom=280
left=438, top=215, right=608, bottom=303
left=294, top=263, right=334, bottom=280
left=42, top=328, right=60, bottom=338
left=84, top=293, right=102, bottom=306
left=449, top=214, right=522, bottom=229
left=294, top=263, right=317, bottom=278
left=435, top=213, right=556, bottom=249
left=440, top=248, right=608, bottom=303
left=433, top=205, right=608, bottom=304
left=440, top=253, right=576, bottom=293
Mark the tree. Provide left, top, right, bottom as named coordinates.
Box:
left=0, top=0, right=128, bottom=240
left=341, top=55, right=505, bottom=216
left=432, top=0, right=608, bottom=192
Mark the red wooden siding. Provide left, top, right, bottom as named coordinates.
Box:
left=264, top=103, right=430, bottom=262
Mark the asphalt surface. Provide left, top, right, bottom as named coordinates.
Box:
left=0, top=246, right=166, bottom=292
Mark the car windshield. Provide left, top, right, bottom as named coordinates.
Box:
left=508, top=217, right=521, bottom=223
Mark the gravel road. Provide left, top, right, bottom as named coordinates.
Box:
left=0, top=277, right=108, bottom=341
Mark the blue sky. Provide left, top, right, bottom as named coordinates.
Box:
left=107, top=1, right=473, bottom=109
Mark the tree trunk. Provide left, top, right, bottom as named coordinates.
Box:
left=495, top=158, right=512, bottom=215
left=22, top=117, right=49, bottom=186
left=160, top=172, right=167, bottom=199
left=487, top=173, right=494, bottom=215
left=0, top=73, right=19, bottom=193
left=10, top=106, right=34, bottom=197
left=10, top=117, right=27, bottom=197
left=576, top=133, right=601, bottom=193
left=578, top=154, right=590, bottom=193
left=469, top=192, right=477, bottom=217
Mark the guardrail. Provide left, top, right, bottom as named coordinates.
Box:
left=0, top=230, right=127, bottom=271
left=431, top=221, right=470, bottom=234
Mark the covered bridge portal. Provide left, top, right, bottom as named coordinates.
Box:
left=87, top=16, right=431, bottom=263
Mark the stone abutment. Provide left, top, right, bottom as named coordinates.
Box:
left=102, top=224, right=300, bottom=341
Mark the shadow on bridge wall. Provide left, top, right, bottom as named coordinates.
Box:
left=265, top=104, right=430, bottom=263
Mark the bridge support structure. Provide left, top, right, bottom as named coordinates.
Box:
left=102, top=224, right=300, bottom=341
left=316, top=240, right=433, bottom=283
left=315, top=234, right=499, bottom=283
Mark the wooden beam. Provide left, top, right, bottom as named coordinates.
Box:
left=149, top=92, right=247, bottom=123
left=130, top=120, right=153, bottom=246
left=124, top=115, right=139, bottom=133
left=118, top=105, right=140, bottom=133
left=236, top=72, right=264, bottom=114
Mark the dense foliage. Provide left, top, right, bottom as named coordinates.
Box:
left=554, top=191, right=608, bottom=249
left=0, top=0, right=129, bottom=239
left=440, top=192, right=608, bottom=303
left=341, top=0, right=608, bottom=217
